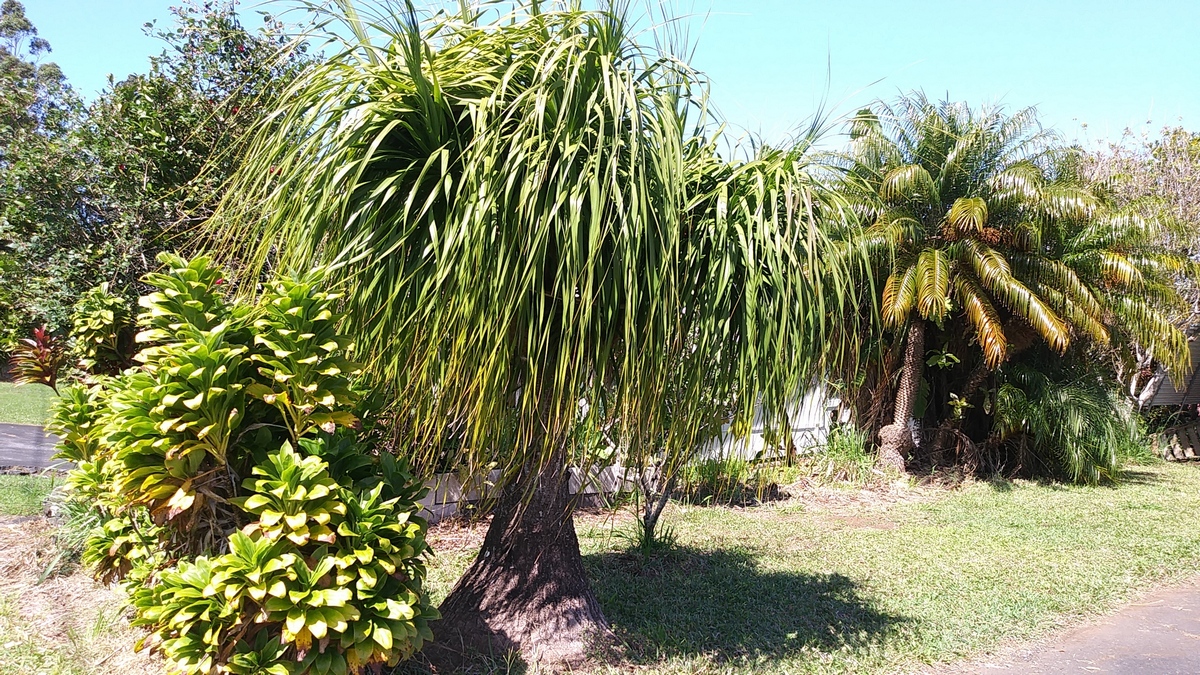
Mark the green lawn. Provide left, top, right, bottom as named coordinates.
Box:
left=0, top=474, right=56, bottom=516
left=426, top=462, right=1200, bottom=674
left=0, top=382, right=57, bottom=425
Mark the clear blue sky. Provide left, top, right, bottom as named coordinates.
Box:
left=25, top=1, right=1200, bottom=147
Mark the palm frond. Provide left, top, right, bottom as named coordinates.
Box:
left=947, top=196, right=987, bottom=233
left=881, top=164, right=939, bottom=207
left=1108, top=296, right=1191, bottom=383
left=987, top=161, right=1044, bottom=207
left=881, top=262, right=918, bottom=329
left=954, top=275, right=1007, bottom=368
left=1008, top=253, right=1103, bottom=321
left=915, top=248, right=950, bottom=321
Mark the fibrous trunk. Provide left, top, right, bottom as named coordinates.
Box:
left=429, top=446, right=611, bottom=668
left=877, top=320, right=924, bottom=472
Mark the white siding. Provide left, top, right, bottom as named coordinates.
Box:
left=697, top=384, right=840, bottom=461
left=1149, top=340, right=1200, bottom=407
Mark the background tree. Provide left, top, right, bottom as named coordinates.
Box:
left=0, top=0, right=88, bottom=347
left=0, top=1, right=308, bottom=355
left=215, top=2, right=863, bottom=664
left=79, top=1, right=308, bottom=285
left=842, top=93, right=1190, bottom=477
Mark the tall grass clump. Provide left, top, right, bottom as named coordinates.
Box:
left=807, top=424, right=877, bottom=485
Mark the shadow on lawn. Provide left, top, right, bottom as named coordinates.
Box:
left=983, top=467, right=1166, bottom=493
left=586, top=545, right=906, bottom=665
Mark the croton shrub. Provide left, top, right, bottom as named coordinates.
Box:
left=51, top=252, right=437, bottom=674
left=70, top=282, right=135, bottom=375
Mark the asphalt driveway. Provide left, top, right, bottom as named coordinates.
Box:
left=933, top=576, right=1200, bottom=674
left=0, top=423, right=63, bottom=469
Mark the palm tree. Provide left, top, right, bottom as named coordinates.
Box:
left=843, top=93, right=1190, bottom=473
left=1033, top=150, right=1193, bottom=401
left=214, top=2, right=862, bottom=664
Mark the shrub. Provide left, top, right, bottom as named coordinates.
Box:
left=992, top=355, right=1148, bottom=484
left=133, top=443, right=434, bottom=674
left=52, top=252, right=437, bottom=673
left=678, top=456, right=786, bottom=505
left=9, top=325, right=68, bottom=391
left=70, top=283, right=135, bottom=374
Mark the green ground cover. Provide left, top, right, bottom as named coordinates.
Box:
left=0, top=382, right=57, bottom=426
left=425, top=463, right=1200, bottom=674
left=0, top=474, right=56, bottom=516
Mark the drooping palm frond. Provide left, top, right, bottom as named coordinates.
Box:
left=1008, top=254, right=1104, bottom=321
left=881, top=262, right=918, bottom=329
left=985, top=272, right=1070, bottom=353
left=987, top=161, right=1045, bottom=207
left=211, top=1, right=866, bottom=483
left=881, top=164, right=939, bottom=206
left=1108, top=295, right=1191, bottom=381
left=1037, top=183, right=1097, bottom=221
left=947, top=196, right=987, bottom=233
left=915, top=248, right=949, bottom=321
left=954, top=276, right=1006, bottom=367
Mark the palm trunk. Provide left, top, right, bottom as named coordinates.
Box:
left=877, top=320, right=924, bottom=472
left=429, top=445, right=610, bottom=668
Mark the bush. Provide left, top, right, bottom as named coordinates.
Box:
left=806, top=424, right=876, bottom=485
left=9, top=325, right=68, bottom=391
left=70, top=282, right=134, bottom=374
left=992, top=356, right=1149, bottom=484
left=52, top=252, right=437, bottom=673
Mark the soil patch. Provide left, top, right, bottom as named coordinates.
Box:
left=0, top=515, right=160, bottom=674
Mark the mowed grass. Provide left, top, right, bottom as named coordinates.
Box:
left=0, top=382, right=57, bottom=426
left=0, top=474, right=56, bottom=516
left=426, top=462, right=1200, bottom=674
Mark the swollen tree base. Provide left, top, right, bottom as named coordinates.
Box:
left=426, top=452, right=612, bottom=669
left=877, top=320, right=925, bottom=474
left=876, top=424, right=911, bottom=471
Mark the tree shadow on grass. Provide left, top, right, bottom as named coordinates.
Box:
left=1112, top=469, right=1167, bottom=487
left=982, top=467, right=1168, bottom=493
left=586, top=545, right=906, bottom=667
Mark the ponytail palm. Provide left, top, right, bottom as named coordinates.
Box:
left=215, top=1, right=861, bottom=662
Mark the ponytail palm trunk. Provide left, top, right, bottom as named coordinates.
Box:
left=215, top=2, right=863, bottom=664
left=438, top=447, right=603, bottom=663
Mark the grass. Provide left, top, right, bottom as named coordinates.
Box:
left=0, top=474, right=56, bottom=516
left=0, top=595, right=126, bottom=675
left=425, top=462, right=1200, bottom=673
left=0, top=382, right=57, bottom=425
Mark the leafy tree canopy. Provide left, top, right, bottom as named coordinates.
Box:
left=0, top=0, right=308, bottom=351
